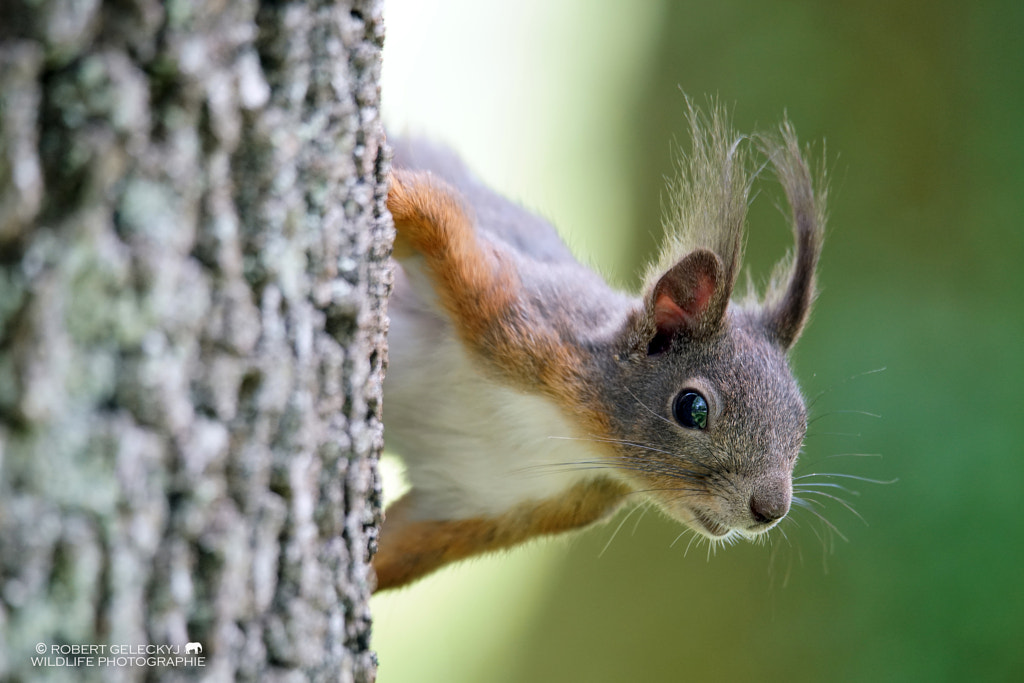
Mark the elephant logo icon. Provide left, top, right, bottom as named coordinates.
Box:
left=185, top=642, right=203, bottom=655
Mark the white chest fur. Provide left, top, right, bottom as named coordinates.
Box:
left=384, top=273, right=603, bottom=521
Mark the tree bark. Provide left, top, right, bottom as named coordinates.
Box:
left=0, top=1, right=388, bottom=681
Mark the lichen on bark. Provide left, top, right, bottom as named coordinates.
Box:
left=0, top=1, right=389, bottom=681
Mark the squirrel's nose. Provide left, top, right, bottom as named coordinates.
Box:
left=749, top=488, right=791, bottom=525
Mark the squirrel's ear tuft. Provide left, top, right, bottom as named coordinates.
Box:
left=645, top=249, right=726, bottom=353
left=758, top=121, right=827, bottom=350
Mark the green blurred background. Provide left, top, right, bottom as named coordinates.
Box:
left=374, top=1, right=1024, bottom=681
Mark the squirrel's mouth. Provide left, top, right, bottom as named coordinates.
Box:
left=690, top=509, right=729, bottom=537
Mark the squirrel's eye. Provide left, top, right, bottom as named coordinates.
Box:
left=673, top=391, right=709, bottom=430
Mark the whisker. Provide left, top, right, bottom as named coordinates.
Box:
left=778, top=516, right=805, bottom=577
left=795, top=490, right=867, bottom=524
left=767, top=524, right=794, bottom=589
left=516, top=457, right=707, bottom=482
left=792, top=498, right=849, bottom=542
left=557, top=419, right=728, bottom=472
left=806, top=430, right=863, bottom=438
left=623, top=385, right=677, bottom=428
left=794, top=481, right=861, bottom=495
left=808, top=409, right=882, bottom=425
left=808, top=366, right=887, bottom=409
left=519, top=442, right=720, bottom=484
left=599, top=503, right=643, bottom=558
left=548, top=434, right=724, bottom=474
left=795, top=472, right=898, bottom=485
left=624, top=485, right=707, bottom=497
left=790, top=499, right=833, bottom=561
left=546, top=435, right=706, bottom=465
left=684, top=532, right=702, bottom=558
left=632, top=502, right=652, bottom=536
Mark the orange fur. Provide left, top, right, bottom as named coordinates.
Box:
left=373, top=479, right=629, bottom=591
left=387, top=170, right=610, bottom=437
left=378, top=115, right=825, bottom=591
left=388, top=170, right=519, bottom=350
left=380, top=170, right=626, bottom=590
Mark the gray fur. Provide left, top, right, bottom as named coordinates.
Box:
left=390, top=136, right=578, bottom=264
left=647, top=102, right=749, bottom=296
left=389, top=108, right=825, bottom=539
left=757, top=122, right=828, bottom=349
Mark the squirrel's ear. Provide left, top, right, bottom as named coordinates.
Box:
left=759, top=123, right=826, bottom=350
left=645, top=249, right=726, bottom=353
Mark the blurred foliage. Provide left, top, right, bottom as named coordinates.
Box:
left=375, top=0, right=1024, bottom=681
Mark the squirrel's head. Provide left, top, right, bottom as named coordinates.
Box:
left=607, top=105, right=825, bottom=542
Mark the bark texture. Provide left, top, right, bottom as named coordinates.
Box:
left=0, top=0, right=389, bottom=681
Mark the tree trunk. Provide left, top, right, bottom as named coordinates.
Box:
left=0, top=1, right=388, bottom=681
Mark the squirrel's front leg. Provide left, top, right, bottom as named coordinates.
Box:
left=387, top=170, right=580, bottom=396
left=374, top=481, right=628, bottom=591
left=376, top=172, right=626, bottom=591
left=387, top=170, right=519, bottom=347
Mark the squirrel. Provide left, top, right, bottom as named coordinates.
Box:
left=374, top=105, right=826, bottom=591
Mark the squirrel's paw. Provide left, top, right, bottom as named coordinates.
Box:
left=387, top=169, right=471, bottom=260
